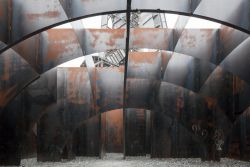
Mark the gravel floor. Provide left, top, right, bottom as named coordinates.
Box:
left=18, top=153, right=250, bottom=167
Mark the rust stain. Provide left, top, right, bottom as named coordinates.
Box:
left=1, top=55, right=11, bottom=81
left=0, top=85, right=17, bottom=107
left=67, top=68, right=89, bottom=104
left=131, top=28, right=168, bottom=49
left=129, top=52, right=158, bottom=64
left=45, top=29, right=78, bottom=64
left=88, top=29, right=125, bottom=48
left=181, top=30, right=197, bottom=48
left=204, top=96, right=217, bottom=110
left=233, top=76, right=245, bottom=95
left=26, top=11, right=60, bottom=20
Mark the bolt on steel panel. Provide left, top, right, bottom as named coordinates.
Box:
left=95, top=67, right=124, bottom=113
left=127, top=52, right=162, bottom=80
left=220, top=37, right=250, bottom=84
left=194, top=0, right=250, bottom=32
left=40, top=29, right=84, bottom=73
left=0, top=49, right=38, bottom=109
left=59, top=0, right=126, bottom=19
left=11, top=0, right=68, bottom=42
left=163, top=53, right=216, bottom=92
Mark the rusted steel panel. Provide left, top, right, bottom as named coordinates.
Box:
left=161, top=51, right=172, bottom=79
left=57, top=68, right=93, bottom=127
left=163, top=53, right=216, bottom=92
left=82, top=29, right=126, bottom=55
left=125, top=108, right=146, bottom=156
left=172, top=15, right=190, bottom=49
left=194, top=0, right=250, bottom=32
left=95, top=67, right=124, bottom=113
left=132, top=0, right=191, bottom=13
left=220, top=37, right=250, bottom=84
left=127, top=52, right=162, bottom=80
left=12, top=34, right=41, bottom=73
left=130, top=28, right=173, bottom=51
left=40, top=29, right=84, bottom=73
left=105, top=109, right=123, bottom=153
left=175, top=29, right=219, bottom=63
left=217, top=26, right=249, bottom=65
left=0, top=0, right=9, bottom=45
left=11, top=0, right=67, bottom=42
left=157, top=82, right=232, bottom=160
left=126, top=78, right=159, bottom=110
left=59, top=0, right=126, bottom=19
left=73, top=115, right=101, bottom=157
left=132, top=0, right=250, bottom=33
left=0, top=49, right=38, bottom=109
left=200, top=67, right=250, bottom=120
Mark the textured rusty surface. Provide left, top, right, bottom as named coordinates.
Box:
left=130, top=28, right=173, bottom=51
left=96, top=67, right=124, bottom=113
left=132, top=0, right=250, bottom=33
left=128, top=52, right=162, bottom=80
left=125, top=108, right=147, bottom=156
left=59, top=0, right=126, bottom=19
left=105, top=109, right=123, bottom=153
left=163, top=53, right=216, bottom=92
left=220, top=37, right=250, bottom=84
left=11, top=0, right=67, bottom=42
left=40, top=29, right=84, bottom=72
left=0, top=49, right=38, bottom=109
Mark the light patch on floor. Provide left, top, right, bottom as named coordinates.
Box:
left=20, top=153, right=250, bottom=167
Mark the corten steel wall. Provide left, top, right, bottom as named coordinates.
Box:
left=0, top=0, right=249, bottom=54
left=0, top=0, right=249, bottom=165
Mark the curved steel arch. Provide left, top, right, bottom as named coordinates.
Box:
left=0, top=0, right=249, bottom=55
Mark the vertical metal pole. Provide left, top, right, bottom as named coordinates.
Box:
left=123, top=0, right=132, bottom=159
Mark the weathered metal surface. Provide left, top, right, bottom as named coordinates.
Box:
left=132, top=0, right=250, bottom=33
left=82, top=29, right=126, bottom=55
left=193, top=0, right=250, bottom=32
left=128, top=52, right=162, bottom=80
left=216, top=26, right=249, bottom=65
left=0, top=0, right=9, bottom=45
left=125, top=108, right=147, bottom=156
left=57, top=68, right=93, bottom=127
left=130, top=28, right=173, bottom=51
left=72, top=115, right=100, bottom=157
left=11, top=0, right=67, bottom=42
left=132, top=0, right=191, bottom=13
left=220, top=37, right=250, bottom=84
left=175, top=29, right=219, bottom=63
left=163, top=53, right=216, bottom=92
left=200, top=67, right=250, bottom=120
left=0, top=49, right=38, bottom=110
left=59, top=0, right=126, bottom=19
left=40, top=29, right=84, bottom=72
left=12, top=34, right=41, bottom=72
left=104, top=109, right=123, bottom=153
left=126, top=78, right=159, bottom=110
left=95, top=67, right=124, bottom=113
